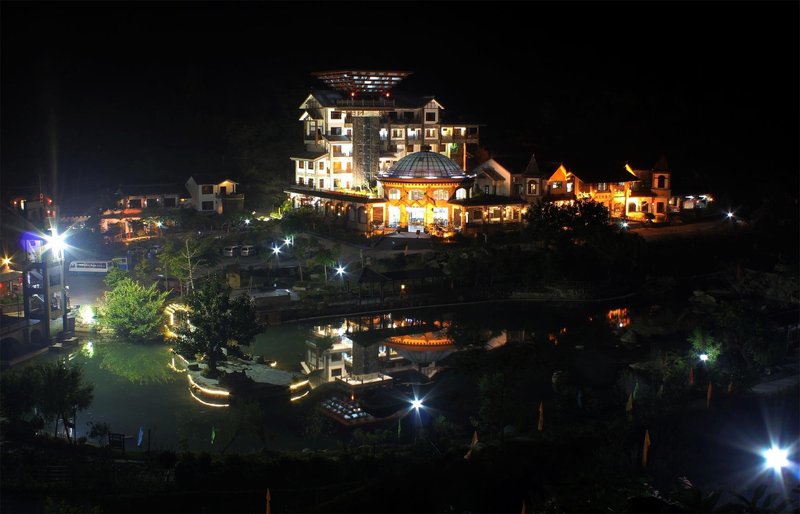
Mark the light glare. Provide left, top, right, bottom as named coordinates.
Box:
left=763, top=447, right=789, bottom=472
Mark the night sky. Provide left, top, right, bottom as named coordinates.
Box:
left=2, top=1, right=798, bottom=208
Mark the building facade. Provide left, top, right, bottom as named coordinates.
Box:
left=185, top=176, right=243, bottom=214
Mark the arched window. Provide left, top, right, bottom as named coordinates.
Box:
left=455, top=188, right=467, bottom=200
left=657, top=175, right=666, bottom=188
left=433, top=189, right=449, bottom=201
left=628, top=201, right=637, bottom=213
left=388, top=188, right=401, bottom=200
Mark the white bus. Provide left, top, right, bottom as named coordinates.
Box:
left=69, top=260, right=115, bottom=274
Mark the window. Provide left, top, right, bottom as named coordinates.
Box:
left=566, top=181, right=574, bottom=193
left=201, top=201, right=214, bottom=211
left=308, top=178, right=314, bottom=187
left=628, top=201, right=637, bottom=213
left=550, top=181, right=562, bottom=190
left=527, top=181, right=537, bottom=195
left=330, top=127, right=342, bottom=136
left=392, top=129, right=403, bottom=139
left=388, top=188, right=401, bottom=200
left=128, top=199, right=142, bottom=209
left=656, top=202, right=665, bottom=213
left=484, top=185, right=490, bottom=194
left=641, top=201, right=649, bottom=213
left=163, top=197, right=176, bottom=208
left=318, top=162, right=324, bottom=170
left=298, top=161, right=306, bottom=169
left=456, top=188, right=467, bottom=200
left=433, top=189, right=449, bottom=201
left=330, top=352, right=342, bottom=362
left=331, top=368, right=342, bottom=377
left=657, top=175, right=666, bottom=188
left=425, top=111, right=436, bottom=122
left=471, top=209, right=483, bottom=220
left=407, top=145, right=414, bottom=152
left=425, top=128, right=436, bottom=138
left=334, top=179, right=340, bottom=188
left=409, top=190, right=425, bottom=201
left=319, top=179, right=325, bottom=189
left=201, top=185, right=214, bottom=195
left=597, top=182, right=608, bottom=192
left=330, top=111, right=342, bottom=120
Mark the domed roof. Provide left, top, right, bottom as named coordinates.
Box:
left=378, top=151, right=470, bottom=181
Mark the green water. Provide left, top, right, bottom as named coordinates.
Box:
left=22, top=300, right=633, bottom=452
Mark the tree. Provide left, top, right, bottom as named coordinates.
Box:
left=314, top=245, right=338, bottom=282
left=174, top=276, right=261, bottom=374
left=36, top=361, right=94, bottom=443
left=104, top=267, right=130, bottom=290
left=99, top=278, right=170, bottom=342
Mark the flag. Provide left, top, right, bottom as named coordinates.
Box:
left=689, top=367, right=695, bottom=386
left=625, top=392, right=633, bottom=416
left=464, top=430, right=478, bottom=460
left=576, top=390, right=582, bottom=409
left=266, top=488, right=271, bottom=514
left=137, top=427, right=144, bottom=448
left=211, top=425, right=216, bottom=445
left=727, top=381, right=733, bottom=394
left=706, top=382, right=713, bottom=408
left=537, top=401, right=544, bottom=432
left=642, top=430, right=651, bottom=468
left=633, top=380, right=640, bottom=400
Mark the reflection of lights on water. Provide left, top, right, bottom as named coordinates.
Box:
left=290, top=390, right=310, bottom=402
left=81, top=341, right=94, bottom=358
left=763, top=447, right=790, bottom=472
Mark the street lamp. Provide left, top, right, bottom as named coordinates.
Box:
left=272, top=246, right=281, bottom=267
left=2, top=256, right=11, bottom=272
left=44, top=228, right=70, bottom=337
left=762, top=446, right=790, bottom=473
left=699, top=353, right=709, bottom=362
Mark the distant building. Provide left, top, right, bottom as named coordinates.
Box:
left=99, top=183, right=185, bottom=239
left=185, top=176, right=243, bottom=214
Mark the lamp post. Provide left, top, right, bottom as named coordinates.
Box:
left=45, top=228, right=69, bottom=338
left=335, top=264, right=346, bottom=289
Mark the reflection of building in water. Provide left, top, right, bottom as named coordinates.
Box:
left=301, top=315, right=457, bottom=386
left=606, top=307, right=630, bottom=329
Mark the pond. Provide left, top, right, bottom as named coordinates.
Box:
left=24, top=300, right=637, bottom=454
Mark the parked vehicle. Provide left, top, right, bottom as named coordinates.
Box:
left=240, top=245, right=257, bottom=257
left=69, top=260, right=115, bottom=274
left=222, top=245, right=239, bottom=257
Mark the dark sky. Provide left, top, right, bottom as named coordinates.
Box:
left=2, top=1, right=798, bottom=206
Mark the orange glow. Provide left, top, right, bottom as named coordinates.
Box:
left=607, top=308, right=630, bottom=328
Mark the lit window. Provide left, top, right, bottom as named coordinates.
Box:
left=331, top=111, right=342, bottom=120
left=425, top=128, right=436, bottom=138
left=456, top=188, right=467, bottom=200
left=388, top=188, right=401, bottom=200
left=527, top=181, right=537, bottom=194
left=566, top=181, right=574, bottom=193
left=409, top=190, right=425, bottom=201
left=597, top=182, right=608, bottom=191
left=551, top=181, right=562, bottom=190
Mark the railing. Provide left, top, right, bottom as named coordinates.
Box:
left=335, top=98, right=396, bottom=108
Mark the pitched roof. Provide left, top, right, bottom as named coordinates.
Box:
left=187, top=175, right=238, bottom=186
left=474, top=164, right=506, bottom=182
left=289, top=151, right=328, bottom=161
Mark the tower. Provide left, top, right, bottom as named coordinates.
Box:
left=312, top=70, right=412, bottom=188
